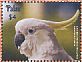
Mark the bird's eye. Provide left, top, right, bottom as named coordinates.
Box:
left=28, top=29, right=34, bottom=34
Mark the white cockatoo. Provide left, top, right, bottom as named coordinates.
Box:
left=14, top=10, right=79, bottom=60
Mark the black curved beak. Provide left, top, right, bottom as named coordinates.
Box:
left=14, top=33, right=25, bottom=49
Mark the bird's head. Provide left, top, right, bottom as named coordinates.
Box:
left=14, top=18, right=53, bottom=57
left=14, top=10, right=79, bottom=58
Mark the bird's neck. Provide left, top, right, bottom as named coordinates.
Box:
left=29, top=37, right=62, bottom=60
left=29, top=30, right=62, bottom=60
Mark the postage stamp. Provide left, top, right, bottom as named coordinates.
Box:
left=1, top=1, right=81, bottom=62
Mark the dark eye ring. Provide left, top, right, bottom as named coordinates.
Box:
left=28, top=29, right=34, bottom=34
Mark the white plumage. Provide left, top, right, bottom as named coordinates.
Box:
left=14, top=10, right=79, bottom=60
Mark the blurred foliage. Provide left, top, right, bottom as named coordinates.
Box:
left=3, top=17, right=28, bottom=60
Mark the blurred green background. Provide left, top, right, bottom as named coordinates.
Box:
left=2, top=2, right=80, bottom=60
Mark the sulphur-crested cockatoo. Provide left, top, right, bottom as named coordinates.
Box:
left=14, top=10, right=79, bottom=60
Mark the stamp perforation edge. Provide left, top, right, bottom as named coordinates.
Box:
left=0, top=0, right=81, bottom=3
left=80, top=2, right=82, bottom=62
left=0, top=1, right=82, bottom=62
left=0, top=1, right=2, bottom=62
